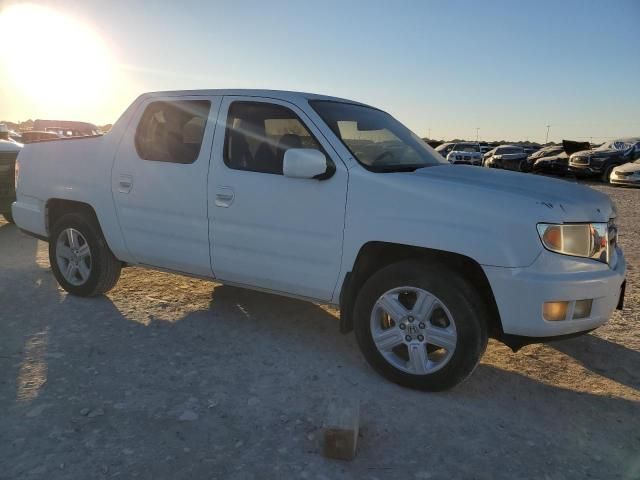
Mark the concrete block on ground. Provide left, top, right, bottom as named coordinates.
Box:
left=322, top=398, right=360, bottom=460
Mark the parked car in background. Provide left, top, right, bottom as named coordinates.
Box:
left=529, top=144, right=564, bottom=163
left=434, top=142, right=456, bottom=158
left=483, top=145, right=528, bottom=171
left=1, top=124, right=23, bottom=144
left=446, top=142, right=483, bottom=165
left=20, top=131, right=62, bottom=144
left=33, top=119, right=101, bottom=137
left=523, top=145, right=541, bottom=156
left=12, top=89, right=626, bottom=391
left=0, top=139, right=22, bottom=223
left=569, top=137, right=640, bottom=181
left=610, top=159, right=640, bottom=187
left=532, top=140, right=590, bottom=176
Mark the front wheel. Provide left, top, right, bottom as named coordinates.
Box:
left=353, top=260, right=488, bottom=391
left=602, top=165, right=615, bottom=183
left=49, top=212, right=122, bottom=296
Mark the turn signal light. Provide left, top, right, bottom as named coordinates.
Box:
left=543, top=301, right=568, bottom=321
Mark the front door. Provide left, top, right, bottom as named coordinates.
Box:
left=112, top=95, right=221, bottom=276
left=209, top=96, right=348, bottom=301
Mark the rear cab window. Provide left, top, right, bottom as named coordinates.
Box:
left=135, top=100, right=211, bottom=164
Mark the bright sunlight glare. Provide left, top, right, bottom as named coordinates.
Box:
left=0, top=3, right=114, bottom=113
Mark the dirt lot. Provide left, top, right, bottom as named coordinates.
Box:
left=0, top=180, right=638, bottom=480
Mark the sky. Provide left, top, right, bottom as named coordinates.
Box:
left=0, top=0, right=639, bottom=143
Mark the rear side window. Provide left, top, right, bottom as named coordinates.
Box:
left=223, top=101, right=322, bottom=175
left=135, top=100, right=211, bottom=164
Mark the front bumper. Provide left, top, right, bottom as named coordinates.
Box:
left=533, top=161, right=568, bottom=175
left=483, top=247, right=626, bottom=337
left=569, top=165, right=600, bottom=176
left=610, top=176, right=640, bottom=187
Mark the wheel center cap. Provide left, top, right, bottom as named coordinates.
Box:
left=406, top=324, right=420, bottom=335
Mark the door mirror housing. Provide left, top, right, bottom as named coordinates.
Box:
left=283, top=148, right=333, bottom=180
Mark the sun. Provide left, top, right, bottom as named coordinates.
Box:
left=0, top=3, right=115, bottom=113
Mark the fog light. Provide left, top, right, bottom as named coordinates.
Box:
left=573, top=299, right=593, bottom=319
left=543, top=301, right=569, bottom=321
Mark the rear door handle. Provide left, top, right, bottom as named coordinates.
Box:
left=118, top=175, right=133, bottom=193
left=215, top=187, right=234, bottom=207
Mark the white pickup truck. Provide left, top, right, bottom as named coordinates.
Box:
left=12, top=89, right=626, bottom=391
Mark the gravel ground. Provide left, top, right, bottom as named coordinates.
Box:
left=0, top=180, right=638, bottom=480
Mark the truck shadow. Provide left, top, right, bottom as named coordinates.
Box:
left=3, top=275, right=640, bottom=478
left=550, top=334, right=639, bottom=391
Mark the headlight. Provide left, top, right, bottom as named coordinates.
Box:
left=537, top=223, right=608, bottom=263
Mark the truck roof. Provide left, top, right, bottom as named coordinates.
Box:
left=141, top=89, right=370, bottom=107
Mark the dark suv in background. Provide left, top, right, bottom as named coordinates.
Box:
left=569, top=138, right=640, bottom=181
left=532, top=140, right=590, bottom=176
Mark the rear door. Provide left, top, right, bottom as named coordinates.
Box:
left=111, top=95, right=221, bottom=276
left=208, top=96, right=348, bottom=301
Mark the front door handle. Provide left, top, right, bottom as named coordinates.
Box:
left=118, top=175, right=133, bottom=193
left=215, top=187, right=235, bottom=207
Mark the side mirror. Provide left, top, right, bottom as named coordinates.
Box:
left=283, top=148, right=332, bottom=179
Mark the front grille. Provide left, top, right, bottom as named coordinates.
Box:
left=616, top=171, right=632, bottom=177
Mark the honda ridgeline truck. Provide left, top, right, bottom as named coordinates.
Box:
left=12, top=90, right=626, bottom=391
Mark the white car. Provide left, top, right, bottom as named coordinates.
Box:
left=610, top=159, right=640, bottom=187
left=12, top=89, right=626, bottom=391
left=445, top=142, right=483, bottom=166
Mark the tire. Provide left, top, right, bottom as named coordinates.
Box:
left=602, top=165, right=615, bottom=183
left=353, top=260, right=488, bottom=391
left=518, top=160, right=528, bottom=172
left=1, top=211, right=14, bottom=223
left=49, top=212, right=121, bottom=296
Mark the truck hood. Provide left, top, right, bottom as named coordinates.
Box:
left=571, top=148, right=620, bottom=159
left=411, top=165, right=613, bottom=222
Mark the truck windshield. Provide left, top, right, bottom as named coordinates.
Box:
left=454, top=144, right=480, bottom=153
left=310, top=100, right=445, bottom=172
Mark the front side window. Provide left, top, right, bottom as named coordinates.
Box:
left=310, top=101, right=444, bottom=172
left=224, top=101, right=322, bottom=175
left=135, top=100, right=210, bottom=164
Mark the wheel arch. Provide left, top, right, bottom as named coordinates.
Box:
left=339, top=241, right=504, bottom=338
left=46, top=198, right=105, bottom=240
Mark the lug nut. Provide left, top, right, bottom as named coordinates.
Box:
left=405, top=335, right=412, bottom=342
left=417, top=335, right=425, bottom=342
left=419, top=322, right=426, bottom=329
left=408, top=316, right=415, bottom=322
left=399, top=323, right=406, bottom=330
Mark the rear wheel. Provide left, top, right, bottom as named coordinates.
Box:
left=1, top=211, right=14, bottom=223
left=49, top=212, right=121, bottom=296
left=353, top=260, right=488, bottom=391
